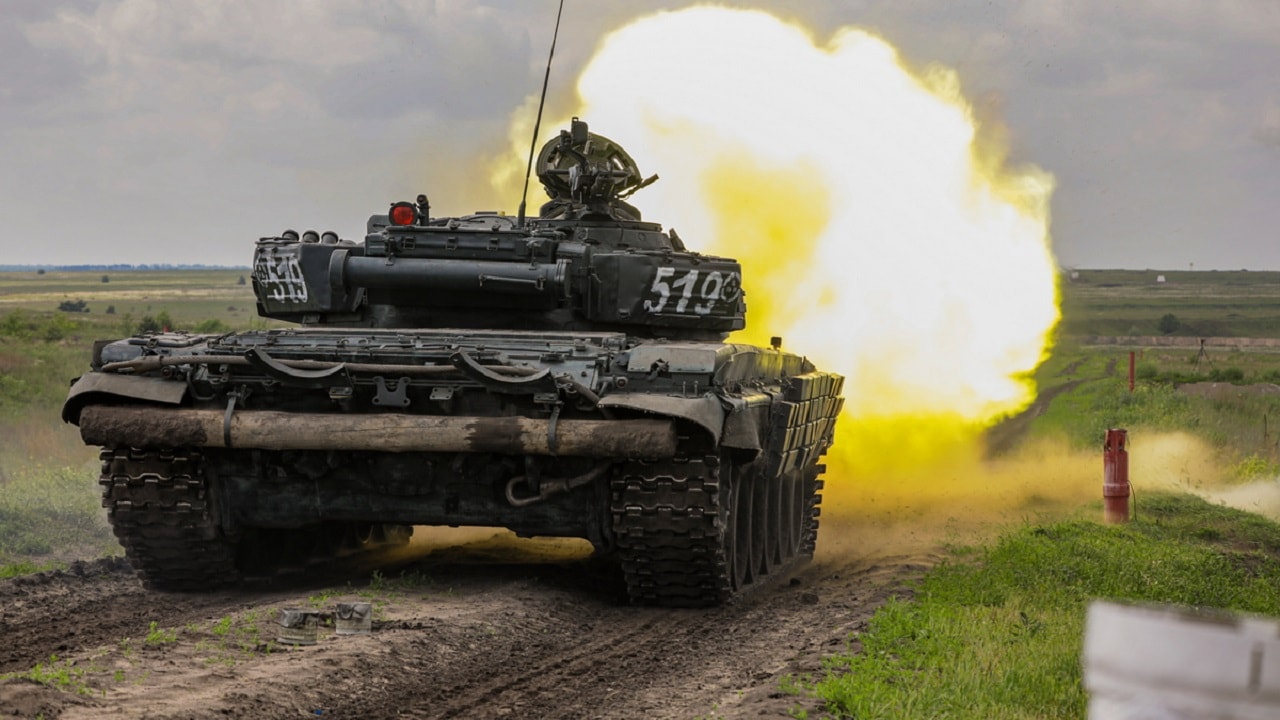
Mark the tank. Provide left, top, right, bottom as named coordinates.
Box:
left=62, top=119, right=843, bottom=607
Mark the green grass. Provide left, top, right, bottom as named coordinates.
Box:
left=811, top=493, right=1280, bottom=719
left=0, top=560, right=59, bottom=578
left=2, top=655, right=96, bottom=696
left=144, top=621, right=179, bottom=646
left=0, top=462, right=113, bottom=561
left=195, top=609, right=278, bottom=665
left=1029, top=376, right=1197, bottom=448
left=0, top=269, right=275, bottom=576
left=0, top=268, right=270, bottom=343
left=0, top=336, right=95, bottom=417
left=812, top=316, right=1280, bottom=717
left=1027, top=341, right=1280, bottom=458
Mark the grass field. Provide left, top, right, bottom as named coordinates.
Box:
left=0, top=268, right=265, bottom=566
left=0, top=268, right=261, bottom=334
left=1061, top=269, right=1280, bottom=338
left=809, top=494, right=1280, bottom=718
left=1026, top=340, right=1280, bottom=463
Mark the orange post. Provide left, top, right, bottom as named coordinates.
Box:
left=1103, top=429, right=1130, bottom=523
left=1128, top=351, right=1135, bottom=392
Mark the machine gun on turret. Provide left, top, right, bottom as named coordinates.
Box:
left=536, top=117, right=658, bottom=221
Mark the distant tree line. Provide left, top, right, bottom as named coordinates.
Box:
left=2, top=264, right=251, bottom=272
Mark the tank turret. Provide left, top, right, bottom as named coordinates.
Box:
left=251, top=118, right=744, bottom=337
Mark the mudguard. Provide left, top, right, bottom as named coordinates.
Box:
left=597, top=392, right=725, bottom=444
left=62, top=373, right=187, bottom=424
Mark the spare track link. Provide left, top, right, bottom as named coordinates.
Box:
left=99, top=447, right=239, bottom=591
left=611, top=455, right=731, bottom=608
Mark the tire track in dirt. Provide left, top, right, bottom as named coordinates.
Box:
left=0, top=550, right=427, bottom=675
left=264, top=552, right=927, bottom=720
left=0, top=559, right=244, bottom=674
left=1, top=541, right=927, bottom=719
left=428, top=609, right=676, bottom=718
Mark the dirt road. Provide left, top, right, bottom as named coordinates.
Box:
left=0, top=529, right=929, bottom=719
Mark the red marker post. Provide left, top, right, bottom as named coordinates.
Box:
left=1103, top=429, right=1130, bottom=523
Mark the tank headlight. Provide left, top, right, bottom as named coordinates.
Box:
left=389, top=202, right=418, bottom=226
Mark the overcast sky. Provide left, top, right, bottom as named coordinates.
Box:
left=2, top=0, right=1277, bottom=269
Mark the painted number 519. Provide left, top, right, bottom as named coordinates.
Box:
left=642, top=268, right=739, bottom=315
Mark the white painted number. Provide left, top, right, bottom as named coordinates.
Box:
left=254, top=253, right=309, bottom=304
left=695, top=272, right=723, bottom=314
left=671, top=270, right=698, bottom=312
left=642, top=266, right=676, bottom=313
left=643, top=268, right=740, bottom=316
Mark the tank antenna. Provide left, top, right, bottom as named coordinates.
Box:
left=517, top=0, right=566, bottom=228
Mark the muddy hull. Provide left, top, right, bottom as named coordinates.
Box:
left=209, top=447, right=613, bottom=543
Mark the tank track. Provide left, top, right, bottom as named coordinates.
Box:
left=99, top=447, right=240, bottom=591
left=801, top=463, right=824, bottom=558
left=100, top=448, right=414, bottom=590
left=611, top=455, right=824, bottom=607
left=611, top=456, right=730, bottom=607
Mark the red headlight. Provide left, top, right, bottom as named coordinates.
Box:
left=389, top=202, right=417, bottom=226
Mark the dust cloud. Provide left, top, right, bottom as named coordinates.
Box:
left=817, top=429, right=1280, bottom=563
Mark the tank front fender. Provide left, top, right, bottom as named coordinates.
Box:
left=62, top=373, right=187, bottom=424
left=720, top=396, right=765, bottom=456
left=598, top=393, right=725, bottom=445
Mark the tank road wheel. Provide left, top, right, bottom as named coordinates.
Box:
left=728, top=468, right=753, bottom=591
left=353, top=522, right=377, bottom=548
left=747, top=464, right=771, bottom=578
left=612, top=454, right=818, bottom=607
left=347, top=522, right=413, bottom=552
left=780, top=470, right=803, bottom=559
left=757, top=466, right=778, bottom=571
left=378, top=523, right=414, bottom=546
left=99, top=447, right=240, bottom=591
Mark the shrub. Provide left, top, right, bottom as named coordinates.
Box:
left=1157, top=313, right=1180, bottom=334
left=0, top=310, right=81, bottom=341
left=135, top=311, right=175, bottom=334
left=135, top=316, right=161, bottom=334
left=1209, top=366, right=1245, bottom=383
left=192, top=318, right=231, bottom=334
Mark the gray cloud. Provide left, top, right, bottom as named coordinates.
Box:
left=1, top=0, right=1277, bottom=269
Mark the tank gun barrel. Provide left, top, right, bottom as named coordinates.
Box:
left=343, top=256, right=568, bottom=298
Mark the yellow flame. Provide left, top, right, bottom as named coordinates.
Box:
left=498, top=8, right=1060, bottom=495
left=571, top=7, right=1057, bottom=464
